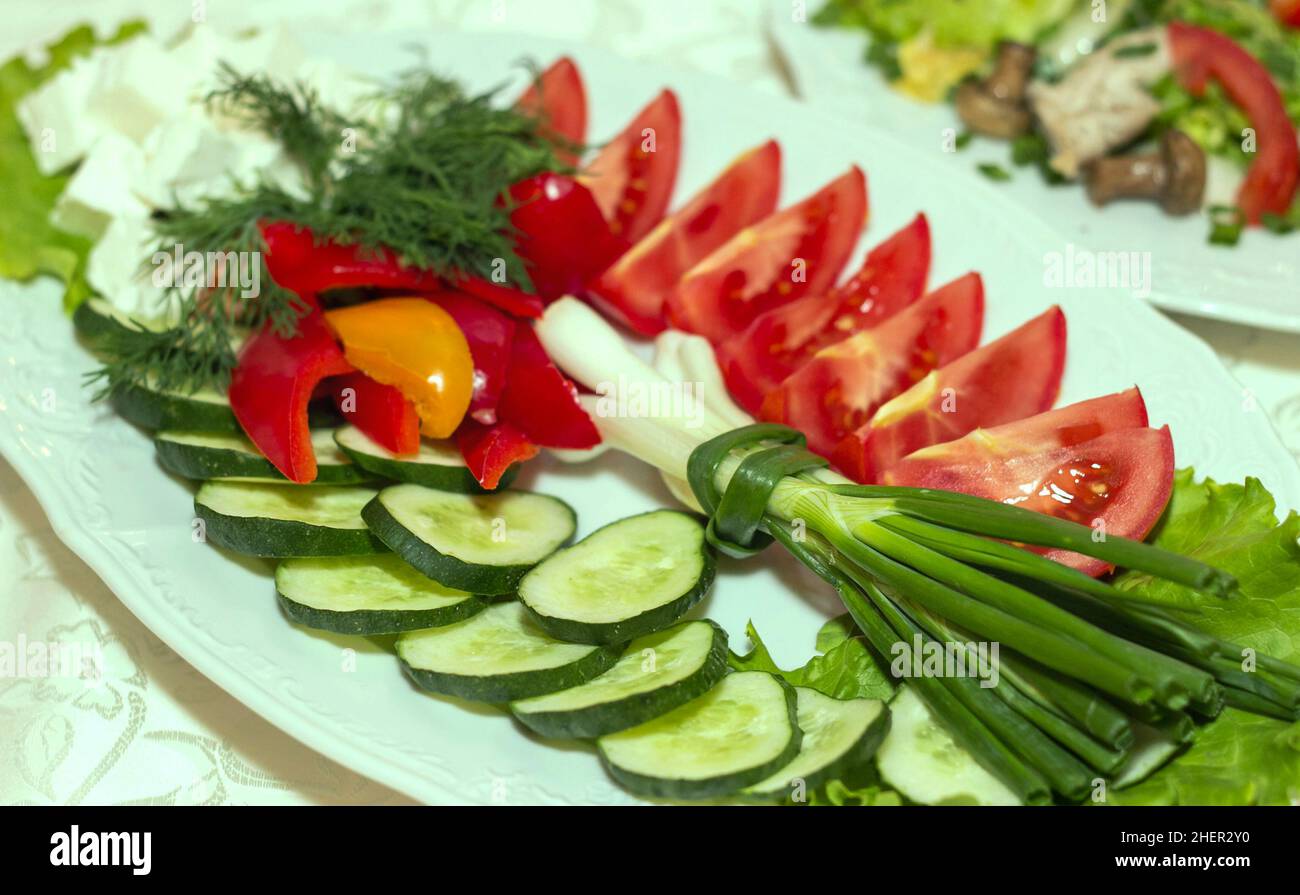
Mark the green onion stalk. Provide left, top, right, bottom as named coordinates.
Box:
left=537, top=298, right=1300, bottom=804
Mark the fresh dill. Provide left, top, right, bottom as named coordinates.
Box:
left=93, top=62, right=566, bottom=396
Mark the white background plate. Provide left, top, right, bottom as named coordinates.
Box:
left=2, top=30, right=1299, bottom=805
left=765, top=0, right=1300, bottom=333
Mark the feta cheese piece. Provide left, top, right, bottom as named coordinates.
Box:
left=51, top=132, right=149, bottom=238
left=84, top=35, right=207, bottom=145
left=16, top=52, right=106, bottom=175
left=135, top=112, right=290, bottom=208
left=86, top=215, right=168, bottom=319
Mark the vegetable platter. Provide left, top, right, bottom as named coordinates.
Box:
left=2, top=27, right=1299, bottom=805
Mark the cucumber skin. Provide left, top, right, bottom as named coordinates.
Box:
left=745, top=699, right=892, bottom=801
left=512, top=621, right=730, bottom=740
left=335, top=438, right=518, bottom=493
left=276, top=589, right=489, bottom=635
left=113, top=382, right=339, bottom=433
left=195, top=501, right=388, bottom=558
left=400, top=641, right=624, bottom=703
left=360, top=495, right=575, bottom=596
left=113, top=383, right=240, bottom=433
left=518, top=511, right=716, bottom=645
left=156, top=437, right=372, bottom=484
left=73, top=300, right=154, bottom=355
left=598, top=674, right=804, bottom=801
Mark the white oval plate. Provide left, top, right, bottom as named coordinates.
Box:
left=2, top=30, right=1298, bottom=805
left=766, top=0, right=1300, bottom=333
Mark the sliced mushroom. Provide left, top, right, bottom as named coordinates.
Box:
left=1084, top=129, right=1207, bottom=216
left=954, top=42, right=1036, bottom=139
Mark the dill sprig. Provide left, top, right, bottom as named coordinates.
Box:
left=93, top=62, right=566, bottom=396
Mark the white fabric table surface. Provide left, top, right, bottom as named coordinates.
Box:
left=2, top=0, right=1297, bottom=806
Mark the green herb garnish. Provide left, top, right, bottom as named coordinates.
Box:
left=977, top=162, right=1011, bottom=182
left=93, top=63, right=565, bottom=396
left=1113, top=42, right=1157, bottom=59
left=1207, top=204, right=1244, bottom=246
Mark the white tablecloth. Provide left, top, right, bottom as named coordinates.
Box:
left=2, top=0, right=1297, bottom=805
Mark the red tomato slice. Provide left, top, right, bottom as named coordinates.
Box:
left=1272, top=0, right=1300, bottom=27
left=891, top=424, right=1173, bottom=577
left=588, top=140, right=782, bottom=335
left=882, top=387, right=1149, bottom=485
left=717, top=213, right=931, bottom=413
left=1169, top=22, right=1300, bottom=223
left=834, top=306, right=1067, bottom=483
left=579, top=90, right=682, bottom=244
left=666, top=167, right=869, bottom=344
left=759, top=272, right=983, bottom=459
left=508, top=173, right=624, bottom=301
left=516, top=56, right=587, bottom=166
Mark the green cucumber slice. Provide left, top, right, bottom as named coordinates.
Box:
left=362, top=484, right=576, bottom=595
left=397, top=601, right=622, bottom=702
left=744, top=688, right=889, bottom=798
left=333, top=425, right=515, bottom=492
left=597, top=671, right=802, bottom=800
left=517, top=510, right=714, bottom=644
left=72, top=297, right=170, bottom=354
left=112, top=379, right=240, bottom=432
left=157, top=429, right=370, bottom=484
left=876, top=685, right=1021, bottom=806
left=112, top=377, right=338, bottom=432
left=512, top=620, right=729, bottom=739
left=275, top=554, right=488, bottom=634
left=195, top=481, right=386, bottom=557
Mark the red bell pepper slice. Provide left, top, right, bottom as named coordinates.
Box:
left=324, top=371, right=420, bottom=456
left=1271, top=0, right=1300, bottom=29
left=507, top=173, right=625, bottom=301
left=260, top=221, right=544, bottom=318
left=496, top=323, right=601, bottom=449
left=1168, top=21, right=1300, bottom=224
left=229, top=308, right=355, bottom=483
left=456, top=419, right=539, bottom=490
left=426, top=290, right=516, bottom=426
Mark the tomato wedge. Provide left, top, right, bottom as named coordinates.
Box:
left=882, top=388, right=1149, bottom=486
left=516, top=56, right=587, bottom=166
left=834, top=306, right=1067, bottom=483
left=508, top=173, right=624, bottom=301
left=717, top=213, right=931, bottom=413
left=588, top=140, right=782, bottom=335
left=759, top=272, right=983, bottom=459
left=1168, top=22, right=1300, bottom=223
left=890, top=423, right=1173, bottom=577
left=666, top=167, right=869, bottom=344
left=579, top=89, right=682, bottom=244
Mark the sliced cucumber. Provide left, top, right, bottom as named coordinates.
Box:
left=275, top=554, right=488, bottom=634
left=112, top=378, right=338, bottom=432
left=397, top=601, right=622, bottom=702
left=112, top=379, right=241, bottom=432
left=745, top=689, right=889, bottom=799
left=73, top=297, right=170, bottom=354
left=362, top=484, right=576, bottom=595
left=876, top=685, right=1021, bottom=806
left=333, top=425, right=516, bottom=492
left=517, top=510, right=714, bottom=644
left=512, top=620, right=729, bottom=739
left=195, top=481, right=386, bottom=557
left=597, top=671, right=802, bottom=800
left=156, top=429, right=370, bottom=484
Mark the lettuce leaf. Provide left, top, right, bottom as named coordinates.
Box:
left=0, top=22, right=144, bottom=310
left=1108, top=470, right=1300, bottom=805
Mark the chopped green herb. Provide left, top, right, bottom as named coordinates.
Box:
left=977, top=162, right=1011, bottom=182
left=954, top=130, right=973, bottom=150
left=1114, top=42, right=1157, bottom=59
left=1207, top=204, right=1244, bottom=246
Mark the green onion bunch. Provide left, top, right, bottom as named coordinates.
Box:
left=686, top=424, right=1300, bottom=805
